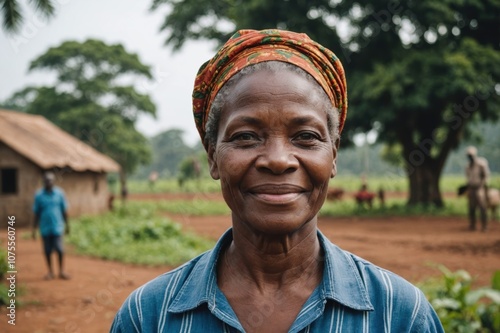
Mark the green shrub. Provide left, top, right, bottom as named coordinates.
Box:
left=155, top=200, right=230, bottom=216
left=319, top=196, right=468, bottom=217
left=0, top=248, right=9, bottom=305
left=127, top=178, right=221, bottom=194
left=420, top=266, right=500, bottom=333
left=68, top=204, right=214, bottom=266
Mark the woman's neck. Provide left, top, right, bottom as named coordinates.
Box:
left=221, top=220, right=323, bottom=292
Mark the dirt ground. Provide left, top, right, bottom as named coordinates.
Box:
left=1, top=194, right=499, bottom=333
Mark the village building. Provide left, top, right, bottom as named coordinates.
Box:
left=0, top=109, right=120, bottom=227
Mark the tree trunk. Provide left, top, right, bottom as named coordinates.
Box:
left=399, top=126, right=451, bottom=208
left=406, top=161, right=444, bottom=207
left=119, top=170, right=128, bottom=204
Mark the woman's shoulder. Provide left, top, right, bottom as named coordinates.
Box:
left=131, top=250, right=210, bottom=303
left=321, top=238, right=443, bottom=332
left=111, top=249, right=215, bottom=332
left=320, top=235, right=423, bottom=304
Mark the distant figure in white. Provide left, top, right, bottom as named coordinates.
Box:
left=465, top=146, right=495, bottom=231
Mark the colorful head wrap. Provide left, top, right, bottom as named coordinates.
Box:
left=192, top=29, right=347, bottom=143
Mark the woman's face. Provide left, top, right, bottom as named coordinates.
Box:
left=208, top=69, right=337, bottom=236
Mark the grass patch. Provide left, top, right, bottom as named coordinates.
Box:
left=117, top=200, right=230, bottom=216
left=330, top=174, right=500, bottom=193
left=154, top=200, right=231, bottom=216
left=68, top=203, right=214, bottom=266
left=127, top=178, right=221, bottom=194
left=320, top=196, right=469, bottom=217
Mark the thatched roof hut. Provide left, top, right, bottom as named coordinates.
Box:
left=0, top=109, right=120, bottom=227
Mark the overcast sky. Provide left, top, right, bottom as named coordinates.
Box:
left=0, top=0, right=217, bottom=145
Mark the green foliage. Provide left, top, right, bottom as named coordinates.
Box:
left=4, top=39, right=156, bottom=174
left=135, top=129, right=200, bottom=179
left=420, top=267, right=500, bottom=333
left=1, top=0, right=55, bottom=33
left=381, top=121, right=500, bottom=174
left=177, top=155, right=204, bottom=188
left=331, top=174, right=500, bottom=194
left=319, top=196, right=469, bottom=218
left=151, top=0, right=500, bottom=206
left=0, top=248, right=9, bottom=305
left=0, top=248, right=7, bottom=280
left=444, top=122, right=500, bottom=174
left=127, top=177, right=221, bottom=193
left=154, top=200, right=230, bottom=216
left=67, top=203, right=214, bottom=265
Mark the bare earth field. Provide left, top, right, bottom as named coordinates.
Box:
left=1, top=195, right=499, bottom=333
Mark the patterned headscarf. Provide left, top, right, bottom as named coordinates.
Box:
left=193, top=29, right=347, bottom=144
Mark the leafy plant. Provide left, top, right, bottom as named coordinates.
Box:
left=420, top=266, right=500, bottom=333
left=155, top=200, right=230, bottom=216
left=0, top=248, right=9, bottom=305
left=67, top=204, right=214, bottom=266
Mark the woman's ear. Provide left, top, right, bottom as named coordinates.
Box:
left=207, top=143, right=220, bottom=180
left=331, top=138, right=340, bottom=179
left=331, top=161, right=337, bottom=179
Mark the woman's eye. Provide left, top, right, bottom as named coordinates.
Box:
left=296, top=132, right=319, bottom=141
left=229, top=132, right=260, bottom=145
left=234, top=133, right=255, bottom=141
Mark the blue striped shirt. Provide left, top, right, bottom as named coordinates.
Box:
left=110, top=229, right=444, bottom=332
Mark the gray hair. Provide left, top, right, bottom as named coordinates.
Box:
left=204, top=61, right=340, bottom=148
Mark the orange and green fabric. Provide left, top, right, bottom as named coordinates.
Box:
left=192, top=29, right=348, bottom=144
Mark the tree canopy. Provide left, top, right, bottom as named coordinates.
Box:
left=135, top=129, right=198, bottom=179
left=4, top=39, right=156, bottom=184
left=1, top=0, right=55, bottom=33
left=151, top=0, right=500, bottom=206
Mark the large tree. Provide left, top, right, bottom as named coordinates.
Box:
left=135, top=129, right=197, bottom=179
left=4, top=39, right=156, bottom=191
left=1, top=0, right=55, bottom=32
left=151, top=0, right=500, bottom=206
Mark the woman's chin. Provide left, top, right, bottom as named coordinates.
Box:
left=238, top=214, right=317, bottom=237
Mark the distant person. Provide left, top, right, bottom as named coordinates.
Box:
left=108, top=193, right=115, bottom=211
left=121, top=184, right=128, bottom=203
left=148, top=171, right=159, bottom=189
left=378, top=187, right=386, bottom=208
left=465, top=146, right=490, bottom=231
left=32, top=172, right=70, bottom=280
left=355, top=183, right=376, bottom=208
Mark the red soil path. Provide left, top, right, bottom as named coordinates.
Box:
left=1, top=194, right=499, bottom=332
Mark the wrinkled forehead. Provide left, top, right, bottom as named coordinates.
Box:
left=222, top=64, right=327, bottom=108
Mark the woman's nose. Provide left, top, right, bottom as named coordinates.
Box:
left=255, top=138, right=299, bottom=174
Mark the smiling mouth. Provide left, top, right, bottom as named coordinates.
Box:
left=251, top=192, right=302, bottom=203
left=248, top=184, right=306, bottom=204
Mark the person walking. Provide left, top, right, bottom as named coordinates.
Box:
left=32, top=172, right=71, bottom=280
left=465, top=146, right=490, bottom=231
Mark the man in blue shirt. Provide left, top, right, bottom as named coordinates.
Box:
left=32, top=172, right=70, bottom=280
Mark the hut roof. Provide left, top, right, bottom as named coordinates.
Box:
left=0, top=109, right=120, bottom=172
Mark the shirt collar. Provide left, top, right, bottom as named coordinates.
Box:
left=168, top=228, right=232, bottom=313
left=317, top=231, right=374, bottom=310
left=168, top=228, right=373, bottom=314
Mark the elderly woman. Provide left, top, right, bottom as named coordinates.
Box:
left=111, top=30, right=444, bottom=333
